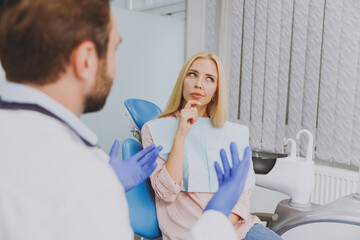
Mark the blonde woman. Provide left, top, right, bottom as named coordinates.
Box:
left=141, top=52, right=281, bottom=240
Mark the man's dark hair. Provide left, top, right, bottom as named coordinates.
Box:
left=0, top=0, right=111, bottom=85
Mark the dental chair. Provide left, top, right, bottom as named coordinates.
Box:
left=123, top=99, right=162, bottom=239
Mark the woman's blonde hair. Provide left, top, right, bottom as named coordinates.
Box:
left=159, top=52, right=227, bottom=127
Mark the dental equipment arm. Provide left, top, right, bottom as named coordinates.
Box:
left=256, top=129, right=315, bottom=205
left=109, top=139, right=162, bottom=192
left=296, top=129, right=313, bottom=162
left=285, top=138, right=296, bottom=158
left=205, top=143, right=251, bottom=217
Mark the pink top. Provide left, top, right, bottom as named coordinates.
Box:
left=142, top=122, right=260, bottom=240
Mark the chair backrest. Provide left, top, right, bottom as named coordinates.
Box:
left=124, top=98, right=162, bottom=131
left=122, top=138, right=161, bottom=239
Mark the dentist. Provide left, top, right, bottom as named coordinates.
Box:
left=0, top=1, right=251, bottom=239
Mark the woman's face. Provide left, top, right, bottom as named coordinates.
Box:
left=182, top=58, right=218, bottom=114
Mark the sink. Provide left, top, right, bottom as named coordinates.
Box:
left=252, top=150, right=287, bottom=174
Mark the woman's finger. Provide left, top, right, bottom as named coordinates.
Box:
left=184, top=100, right=201, bottom=109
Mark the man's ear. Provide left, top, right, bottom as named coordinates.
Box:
left=70, top=41, right=98, bottom=85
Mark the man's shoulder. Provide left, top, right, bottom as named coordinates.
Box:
left=0, top=109, right=95, bottom=150
left=0, top=108, right=116, bottom=189
left=0, top=108, right=73, bottom=134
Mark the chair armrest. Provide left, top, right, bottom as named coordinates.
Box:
left=252, top=212, right=278, bottom=225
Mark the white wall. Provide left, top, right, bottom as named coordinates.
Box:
left=81, top=7, right=185, bottom=153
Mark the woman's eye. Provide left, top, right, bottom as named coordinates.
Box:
left=207, top=77, right=215, bottom=82
left=189, top=72, right=197, bottom=77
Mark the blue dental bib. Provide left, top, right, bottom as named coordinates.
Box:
left=147, top=117, right=255, bottom=192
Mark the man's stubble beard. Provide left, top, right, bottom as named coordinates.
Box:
left=83, top=58, right=114, bottom=114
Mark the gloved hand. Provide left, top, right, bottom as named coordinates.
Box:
left=204, top=142, right=251, bottom=217
left=109, top=139, right=163, bottom=192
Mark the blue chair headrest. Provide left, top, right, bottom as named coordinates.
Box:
left=124, top=99, right=162, bottom=130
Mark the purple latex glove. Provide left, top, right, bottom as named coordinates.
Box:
left=109, top=139, right=162, bottom=192
left=204, top=142, right=251, bottom=217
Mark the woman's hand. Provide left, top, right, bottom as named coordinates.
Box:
left=165, top=100, right=200, bottom=185
left=176, top=100, right=201, bottom=138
